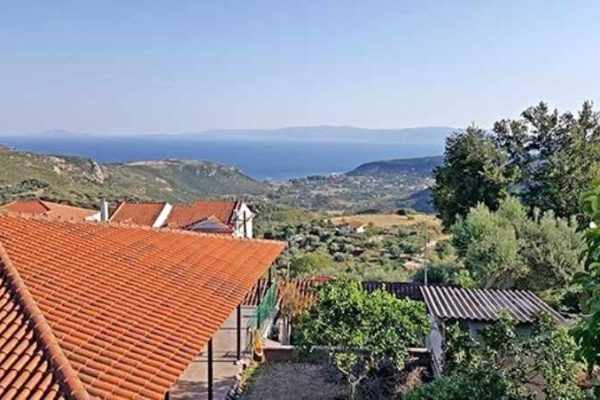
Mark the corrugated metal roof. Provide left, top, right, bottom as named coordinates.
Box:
left=363, top=281, right=424, bottom=301
left=420, top=286, right=565, bottom=323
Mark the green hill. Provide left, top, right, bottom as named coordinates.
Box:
left=0, top=146, right=268, bottom=208
left=347, top=156, right=443, bottom=177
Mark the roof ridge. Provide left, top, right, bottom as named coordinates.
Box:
left=107, top=200, right=127, bottom=221
left=35, top=199, right=52, bottom=212
left=0, top=212, right=286, bottom=245
left=43, top=200, right=96, bottom=211
left=0, top=243, right=90, bottom=400
left=0, top=200, right=17, bottom=209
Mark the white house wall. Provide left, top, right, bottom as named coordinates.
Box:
left=153, top=203, right=173, bottom=228
left=234, top=202, right=254, bottom=238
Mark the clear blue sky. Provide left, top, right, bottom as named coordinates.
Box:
left=2, top=1, right=600, bottom=134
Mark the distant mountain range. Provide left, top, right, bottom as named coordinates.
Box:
left=10, top=126, right=456, bottom=145
left=178, top=126, right=456, bottom=145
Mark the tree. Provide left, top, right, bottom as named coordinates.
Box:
left=432, top=126, right=513, bottom=228
left=450, top=198, right=525, bottom=288
left=295, top=279, right=429, bottom=399
left=434, top=102, right=600, bottom=226
left=449, top=197, right=584, bottom=295
left=288, top=251, right=332, bottom=278
left=572, top=185, right=600, bottom=397
left=494, top=101, right=600, bottom=218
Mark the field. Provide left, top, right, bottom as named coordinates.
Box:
left=331, top=213, right=445, bottom=241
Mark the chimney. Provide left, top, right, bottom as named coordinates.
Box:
left=100, top=199, right=109, bottom=222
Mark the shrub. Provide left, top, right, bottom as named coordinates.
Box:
left=409, top=313, right=587, bottom=400
left=450, top=197, right=584, bottom=293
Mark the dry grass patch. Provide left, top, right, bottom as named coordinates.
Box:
left=332, top=213, right=445, bottom=239
left=240, top=362, right=346, bottom=400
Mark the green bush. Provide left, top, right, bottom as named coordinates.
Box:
left=450, top=197, right=584, bottom=293
left=411, top=313, right=587, bottom=400
left=288, top=251, right=333, bottom=278
left=404, top=367, right=524, bottom=400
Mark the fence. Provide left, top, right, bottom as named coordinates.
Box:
left=249, top=282, right=278, bottom=331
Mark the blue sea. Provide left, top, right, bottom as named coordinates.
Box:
left=0, top=136, right=443, bottom=181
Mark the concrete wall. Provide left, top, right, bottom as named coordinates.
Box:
left=426, top=315, right=444, bottom=376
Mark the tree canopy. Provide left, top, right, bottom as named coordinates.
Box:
left=448, top=197, right=584, bottom=301
left=433, top=102, right=600, bottom=228
left=432, top=126, right=512, bottom=228
left=295, top=279, right=429, bottom=399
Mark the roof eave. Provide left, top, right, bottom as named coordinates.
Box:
left=0, top=243, right=90, bottom=400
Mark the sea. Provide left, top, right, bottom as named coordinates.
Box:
left=0, top=136, right=443, bottom=181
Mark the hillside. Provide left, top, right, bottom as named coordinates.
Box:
left=269, top=155, right=443, bottom=213
left=0, top=145, right=438, bottom=214
left=347, top=156, right=443, bottom=177
left=0, top=146, right=268, bottom=208
left=269, top=155, right=437, bottom=213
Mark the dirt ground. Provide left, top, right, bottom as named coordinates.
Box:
left=240, top=363, right=347, bottom=400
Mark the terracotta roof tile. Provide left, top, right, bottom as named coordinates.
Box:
left=107, top=200, right=241, bottom=230
left=0, top=279, right=66, bottom=400
left=0, top=201, right=97, bottom=221
left=0, top=214, right=285, bottom=399
left=167, top=201, right=238, bottom=228
left=108, top=202, right=166, bottom=226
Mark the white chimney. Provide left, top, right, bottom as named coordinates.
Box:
left=100, top=199, right=109, bottom=222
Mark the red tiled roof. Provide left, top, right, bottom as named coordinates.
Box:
left=167, top=201, right=238, bottom=228
left=0, top=269, right=71, bottom=399
left=109, top=202, right=166, bottom=226
left=0, top=214, right=285, bottom=399
left=0, top=200, right=98, bottom=221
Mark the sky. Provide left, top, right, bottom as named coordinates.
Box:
left=2, top=1, right=600, bottom=134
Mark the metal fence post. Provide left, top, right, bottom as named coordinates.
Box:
left=208, top=338, right=213, bottom=400
left=237, top=304, right=242, bottom=360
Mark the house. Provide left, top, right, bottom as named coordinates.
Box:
left=419, top=285, right=566, bottom=375
left=0, top=199, right=100, bottom=221
left=0, top=213, right=284, bottom=400
left=335, top=219, right=367, bottom=234
left=108, top=199, right=255, bottom=238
